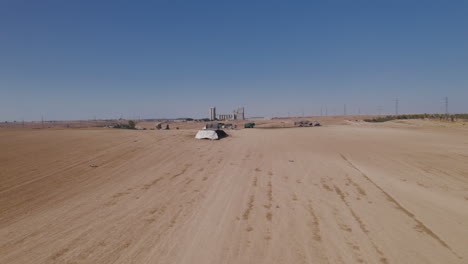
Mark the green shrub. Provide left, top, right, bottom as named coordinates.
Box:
left=128, top=120, right=136, bottom=129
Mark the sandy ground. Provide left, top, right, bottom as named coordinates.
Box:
left=1, top=121, right=468, bottom=264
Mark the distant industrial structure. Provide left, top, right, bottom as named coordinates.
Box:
left=219, top=114, right=233, bottom=120
left=233, top=107, right=245, bottom=120
left=210, top=107, right=245, bottom=121
left=210, top=107, right=216, bottom=121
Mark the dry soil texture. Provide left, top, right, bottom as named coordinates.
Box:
left=1, top=123, right=468, bottom=264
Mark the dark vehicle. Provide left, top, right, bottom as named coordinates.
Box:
left=294, top=120, right=311, bottom=127
left=205, top=122, right=224, bottom=130
left=244, top=122, right=255, bottom=128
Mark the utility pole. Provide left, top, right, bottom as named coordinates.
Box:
left=325, top=106, right=328, bottom=116
left=320, top=107, right=323, bottom=116
left=41, top=115, right=44, bottom=128
left=343, top=104, right=347, bottom=116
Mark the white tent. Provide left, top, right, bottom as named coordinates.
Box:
left=195, top=130, right=218, bottom=140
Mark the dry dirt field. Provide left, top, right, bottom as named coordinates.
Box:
left=1, top=121, right=468, bottom=264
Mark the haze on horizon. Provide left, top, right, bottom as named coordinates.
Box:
left=1, top=0, right=467, bottom=121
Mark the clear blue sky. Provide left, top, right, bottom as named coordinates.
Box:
left=1, top=0, right=467, bottom=121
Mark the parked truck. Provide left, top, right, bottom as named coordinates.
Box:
left=244, top=122, right=255, bottom=128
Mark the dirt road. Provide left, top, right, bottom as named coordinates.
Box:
left=1, top=124, right=468, bottom=263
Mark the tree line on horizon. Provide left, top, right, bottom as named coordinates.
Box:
left=364, top=113, right=468, bottom=123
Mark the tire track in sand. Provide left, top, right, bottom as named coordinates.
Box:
left=333, top=185, right=387, bottom=264
left=340, top=154, right=462, bottom=260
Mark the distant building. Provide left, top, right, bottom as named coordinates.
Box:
left=210, top=107, right=216, bottom=121
left=233, top=107, right=245, bottom=120
left=219, top=114, right=233, bottom=121
left=213, top=106, right=245, bottom=121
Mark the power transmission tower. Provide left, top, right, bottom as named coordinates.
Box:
left=394, top=98, right=399, bottom=115
left=445, top=97, right=449, bottom=115
left=377, top=106, right=383, bottom=116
